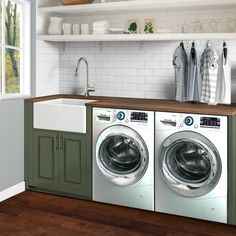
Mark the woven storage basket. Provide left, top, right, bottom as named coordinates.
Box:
left=60, top=0, right=93, bottom=5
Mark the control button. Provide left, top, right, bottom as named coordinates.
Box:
left=180, top=123, right=184, bottom=127
left=194, top=124, right=198, bottom=129
left=117, top=111, right=125, bottom=121
left=125, top=119, right=129, bottom=123
left=184, top=116, right=194, bottom=126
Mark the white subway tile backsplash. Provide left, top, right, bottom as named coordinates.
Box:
left=108, top=68, right=123, bottom=76
left=130, top=91, right=145, bottom=98
left=116, top=90, right=130, bottom=98
left=145, top=61, right=160, bottom=69
left=101, top=89, right=116, bottom=97
left=137, top=68, right=153, bottom=77
left=122, top=68, right=138, bottom=76
left=109, top=82, right=123, bottom=90
left=130, top=61, right=145, bottom=69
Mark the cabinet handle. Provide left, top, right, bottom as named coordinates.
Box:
left=54, top=135, right=58, bottom=152
left=59, top=135, right=63, bottom=151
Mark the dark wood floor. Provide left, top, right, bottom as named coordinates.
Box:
left=0, top=191, right=236, bottom=236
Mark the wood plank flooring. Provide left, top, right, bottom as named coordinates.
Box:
left=0, top=191, right=236, bottom=236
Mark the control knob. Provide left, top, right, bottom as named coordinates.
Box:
left=184, top=116, right=194, bottom=126
left=117, top=111, right=125, bottom=121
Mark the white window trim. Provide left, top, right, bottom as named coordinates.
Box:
left=0, top=0, right=31, bottom=100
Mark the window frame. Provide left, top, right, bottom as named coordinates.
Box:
left=0, top=0, right=31, bottom=99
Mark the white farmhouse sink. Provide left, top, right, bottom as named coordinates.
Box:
left=33, top=98, right=97, bottom=133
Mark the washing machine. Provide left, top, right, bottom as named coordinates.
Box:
left=93, top=108, right=154, bottom=211
left=155, top=112, right=227, bottom=223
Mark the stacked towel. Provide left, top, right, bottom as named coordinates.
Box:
left=93, top=21, right=110, bottom=35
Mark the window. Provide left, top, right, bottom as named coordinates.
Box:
left=0, top=0, right=31, bottom=98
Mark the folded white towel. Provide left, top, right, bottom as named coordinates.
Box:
left=109, top=28, right=124, bottom=32
left=93, top=31, right=109, bottom=35
left=93, top=21, right=109, bottom=27
left=93, top=26, right=109, bottom=30
left=93, top=28, right=109, bottom=31
left=93, top=31, right=109, bottom=34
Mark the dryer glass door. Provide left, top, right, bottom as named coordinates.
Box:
left=160, top=131, right=222, bottom=197
left=96, top=125, right=149, bottom=186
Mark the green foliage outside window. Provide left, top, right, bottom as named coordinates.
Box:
left=4, top=0, right=21, bottom=94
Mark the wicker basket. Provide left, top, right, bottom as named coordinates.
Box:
left=60, top=0, right=94, bottom=5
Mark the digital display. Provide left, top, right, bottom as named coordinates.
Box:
left=130, top=112, right=148, bottom=122
left=200, top=117, right=220, bottom=128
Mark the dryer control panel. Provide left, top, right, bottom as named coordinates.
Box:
left=156, top=112, right=226, bottom=132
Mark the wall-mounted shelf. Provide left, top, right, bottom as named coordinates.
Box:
left=37, top=0, right=236, bottom=16
left=37, top=33, right=236, bottom=42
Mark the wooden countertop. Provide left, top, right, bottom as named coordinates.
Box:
left=25, top=94, right=236, bottom=116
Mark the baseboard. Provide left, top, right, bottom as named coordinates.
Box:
left=0, top=182, right=25, bottom=202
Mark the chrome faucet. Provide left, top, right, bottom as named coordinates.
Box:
left=74, top=57, right=95, bottom=96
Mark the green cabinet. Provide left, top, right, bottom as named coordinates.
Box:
left=59, top=132, right=88, bottom=195
left=33, top=130, right=59, bottom=190
left=25, top=102, right=92, bottom=200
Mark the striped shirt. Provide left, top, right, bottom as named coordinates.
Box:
left=200, top=46, right=219, bottom=105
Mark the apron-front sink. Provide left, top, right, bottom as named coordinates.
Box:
left=33, top=98, right=96, bottom=133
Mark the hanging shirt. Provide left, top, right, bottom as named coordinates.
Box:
left=187, top=44, right=199, bottom=102
left=173, top=45, right=188, bottom=102
left=200, top=45, right=219, bottom=105
left=216, top=49, right=231, bottom=104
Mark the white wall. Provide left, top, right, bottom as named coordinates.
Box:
left=36, top=2, right=236, bottom=102
left=36, top=40, right=60, bottom=96
left=0, top=0, right=36, bottom=194
left=36, top=0, right=60, bottom=96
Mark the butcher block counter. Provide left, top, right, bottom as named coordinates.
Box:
left=25, top=94, right=236, bottom=116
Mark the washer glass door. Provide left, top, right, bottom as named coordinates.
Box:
left=160, top=131, right=222, bottom=197
left=96, top=125, right=149, bottom=186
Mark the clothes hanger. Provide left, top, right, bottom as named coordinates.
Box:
left=206, top=40, right=211, bottom=47
left=180, top=41, right=185, bottom=50
left=223, top=41, right=227, bottom=59
left=191, top=41, right=196, bottom=65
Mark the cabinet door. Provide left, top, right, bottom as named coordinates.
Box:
left=59, top=132, right=90, bottom=197
left=33, top=130, right=59, bottom=190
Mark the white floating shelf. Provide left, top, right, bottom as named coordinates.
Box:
left=37, top=0, right=236, bottom=16
left=37, top=33, right=236, bottom=42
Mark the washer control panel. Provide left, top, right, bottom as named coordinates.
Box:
left=95, top=108, right=149, bottom=125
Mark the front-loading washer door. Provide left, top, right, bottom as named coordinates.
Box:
left=96, top=125, right=149, bottom=186
left=160, top=131, right=222, bottom=197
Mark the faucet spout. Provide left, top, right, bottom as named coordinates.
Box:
left=75, top=57, right=95, bottom=96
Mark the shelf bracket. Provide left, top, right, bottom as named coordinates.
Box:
left=61, top=42, right=66, bottom=51
left=99, top=42, right=103, bottom=51
left=139, top=41, right=144, bottom=51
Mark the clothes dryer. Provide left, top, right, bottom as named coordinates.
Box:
left=155, top=112, right=227, bottom=223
